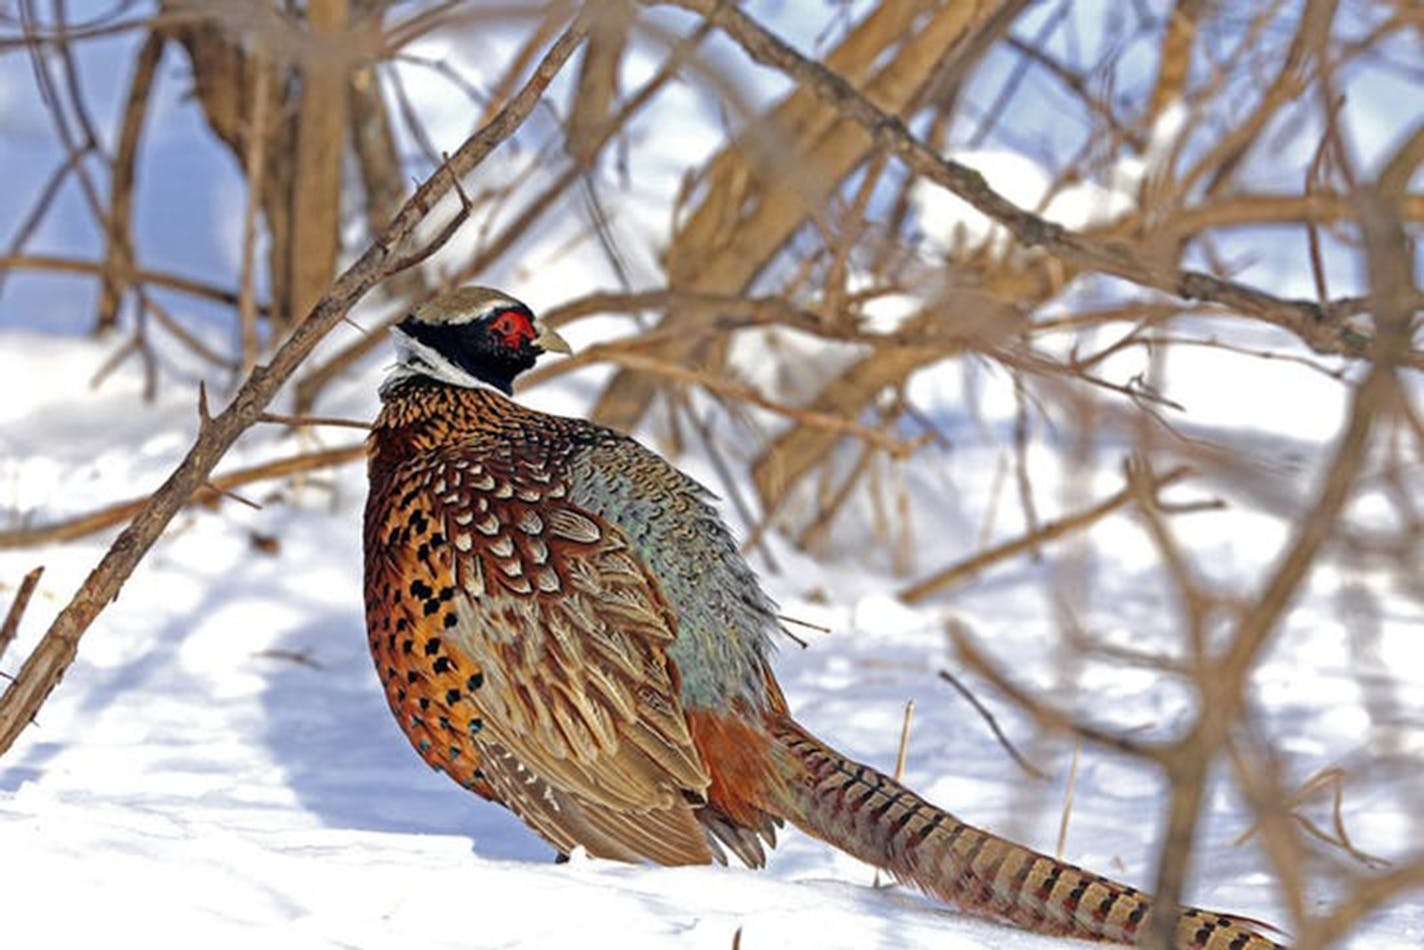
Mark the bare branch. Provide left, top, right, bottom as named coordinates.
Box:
left=655, top=0, right=1402, bottom=364
left=0, top=567, right=44, bottom=666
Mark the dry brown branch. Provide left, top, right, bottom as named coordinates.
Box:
left=1145, top=337, right=1402, bottom=939
left=0, top=162, right=75, bottom=300
left=0, top=8, right=202, bottom=50
left=0, top=14, right=590, bottom=757
left=588, top=349, right=922, bottom=458
left=0, top=253, right=261, bottom=311
left=1314, top=857, right=1424, bottom=946
left=288, top=0, right=350, bottom=321
left=1055, top=739, right=1081, bottom=861
left=1146, top=0, right=1204, bottom=124
left=383, top=53, right=443, bottom=170
left=937, top=665, right=1047, bottom=780
left=1124, top=456, right=1210, bottom=663
left=892, top=698, right=914, bottom=783
left=256, top=413, right=370, bottom=431
left=97, top=29, right=164, bottom=333
left=946, top=621, right=1164, bottom=762
left=347, top=79, right=403, bottom=236
left=1003, top=35, right=1141, bottom=150
left=89, top=323, right=157, bottom=397
left=382, top=151, right=477, bottom=274
left=50, top=0, right=104, bottom=163
left=1009, top=372, right=1042, bottom=559
left=1213, top=307, right=1399, bottom=719
left=237, top=40, right=270, bottom=373
left=663, top=0, right=927, bottom=288
left=1145, top=752, right=1211, bottom=947
left=743, top=286, right=1031, bottom=511
left=1138, top=153, right=1421, bottom=949
left=794, top=442, right=875, bottom=554
left=1234, top=764, right=1388, bottom=869
left=872, top=696, right=916, bottom=888
left=139, top=288, right=238, bottom=372
left=249, top=647, right=323, bottom=669
left=659, top=0, right=1397, bottom=366
left=161, top=1, right=295, bottom=325
left=1223, top=728, right=1310, bottom=931
left=749, top=326, right=954, bottom=507
left=0, top=567, right=44, bottom=666
left=1182, top=0, right=1339, bottom=199
left=471, top=5, right=567, bottom=123
left=567, top=0, right=630, bottom=168
left=966, top=5, right=1072, bottom=149
left=15, top=1, right=150, bottom=338
left=632, top=0, right=1423, bottom=540
left=1164, top=192, right=1424, bottom=233
left=593, top=1, right=1014, bottom=432
left=348, top=9, right=427, bottom=305
left=899, top=465, right=1191, bottom=604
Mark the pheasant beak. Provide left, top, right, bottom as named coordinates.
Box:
left=534, top=324, right=573, bottom=355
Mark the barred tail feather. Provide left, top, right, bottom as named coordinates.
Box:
left=765, top=718, right=1283, bottom=950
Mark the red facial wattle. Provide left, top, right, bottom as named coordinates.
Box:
left=489, top=309, right=535, bottom=350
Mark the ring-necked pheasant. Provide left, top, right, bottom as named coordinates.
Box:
left=363, top=286, right=1282, bottom=948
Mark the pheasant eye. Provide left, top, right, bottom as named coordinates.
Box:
left=488, top=309, right=534, bottom=349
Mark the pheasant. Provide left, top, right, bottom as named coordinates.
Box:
left=363, top=286, right=1283, bottom=948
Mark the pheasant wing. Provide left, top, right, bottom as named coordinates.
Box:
left=368, top=449, right=714, bottom=864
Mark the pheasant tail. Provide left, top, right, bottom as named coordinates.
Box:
left=763, top=717, right=1282, bottom=950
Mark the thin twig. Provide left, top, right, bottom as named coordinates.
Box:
left=874, top=697, right=916, bottom=889
left=256, top=413, right=371, bottom=430
left=0, top=568, right=45, bottom=666
left=900, top=466, right=1192, bottom=603
left=938, top=665, right=1048, bottom=780
left=0, top=444, right=366, bottom=550
left=0, top=253, right=263, bottom=312
left=1055, top=738, right=1081, bottom=860
left=946, top=621, right=1165, bottom=763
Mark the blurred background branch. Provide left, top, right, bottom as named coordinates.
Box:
left=0, top=1, right=1419, bottom=944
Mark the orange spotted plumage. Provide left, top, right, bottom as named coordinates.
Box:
left=363, top=287, right=1285, bottom=948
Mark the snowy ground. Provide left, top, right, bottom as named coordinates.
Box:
left=1, top=315, right=1421, bottom=948
left=2, top=3, right=1422, bottom=947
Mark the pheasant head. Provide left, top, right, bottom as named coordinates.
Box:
left=381, top=287, right=572, bottom=397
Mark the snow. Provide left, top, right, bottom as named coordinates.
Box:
left=2, top=4, right=1423, bottom=949
left=3, top=316, right=1422, bottom=947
